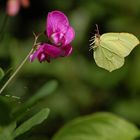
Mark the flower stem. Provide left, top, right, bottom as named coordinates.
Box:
left=0, top=48, right=34, bottom=94
left=0, top=32, right=39, bottom=94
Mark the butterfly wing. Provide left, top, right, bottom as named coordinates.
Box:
left=94, top=45, right=124, bottom=72
left=100, top=33, right=139, bottom=57
left=94, top=33, right=139, bottom=72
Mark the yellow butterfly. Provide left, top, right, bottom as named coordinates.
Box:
left=90, top=27, right=140, bottom=72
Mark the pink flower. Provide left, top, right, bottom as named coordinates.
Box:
left=30, top=10, right=75, bottom=63
left=20, top=0, right=30, bottom=7
left=7, top=0, right=20, bottom=16
left=7, top=0, right=30, bottom=16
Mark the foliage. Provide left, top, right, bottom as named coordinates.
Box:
left=0, top=79, right=57, bottom=140
left=53, top=112, right=140, bottom=140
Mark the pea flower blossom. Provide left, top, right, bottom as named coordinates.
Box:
left=7, top=0, right=30, bottom=16
left=29, top=10, right=75, bottom=62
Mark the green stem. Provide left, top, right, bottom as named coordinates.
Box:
left=0, top=48, right=34, bottom=94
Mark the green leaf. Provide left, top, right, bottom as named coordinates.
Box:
left=0, top=68, right=12, bottom=90
left=0, top=68, right=4, bottom=81
left=0, top=95, right=20, bottom=125
left=52, top=112, right=140, bottom=140
left=0, top=122, right=16, bottom=140
left=0, top=96, right=13, bottom=125
left=13, top=108, right=50, bottom=138
left=25, top=80, right=58, bottom=107
left=13, top=80, right=57, bottom=119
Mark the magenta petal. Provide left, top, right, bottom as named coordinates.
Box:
left=29, top=45, right=44, bottom=62
left=29, top=43, right=64, bottom=62
left=43, top=43, right=63, bottom=58
left=64, top=26, right=75, bottom=46
left=38, top=53, right=46, bottom=62
left=50, top=32, right=65, bottom=46
left=29, top=53, right=35, bottom=62
left=61, top=44, right=73, bottom=56
left=47, top=11, right=69, bottom=38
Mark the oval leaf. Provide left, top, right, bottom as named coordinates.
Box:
left=52, top=112, right=140, bottom=140
left=13, top=108, right=50, bottom=138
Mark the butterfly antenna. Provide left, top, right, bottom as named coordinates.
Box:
left=95, top=24, right=100, bottom=36
left=89, top=24, right=99, bottom=51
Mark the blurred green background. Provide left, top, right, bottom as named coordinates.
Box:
left=0, top=0, right=140, bottom=139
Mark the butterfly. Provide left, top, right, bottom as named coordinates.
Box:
left=90, top=26, right=139, bottom=72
